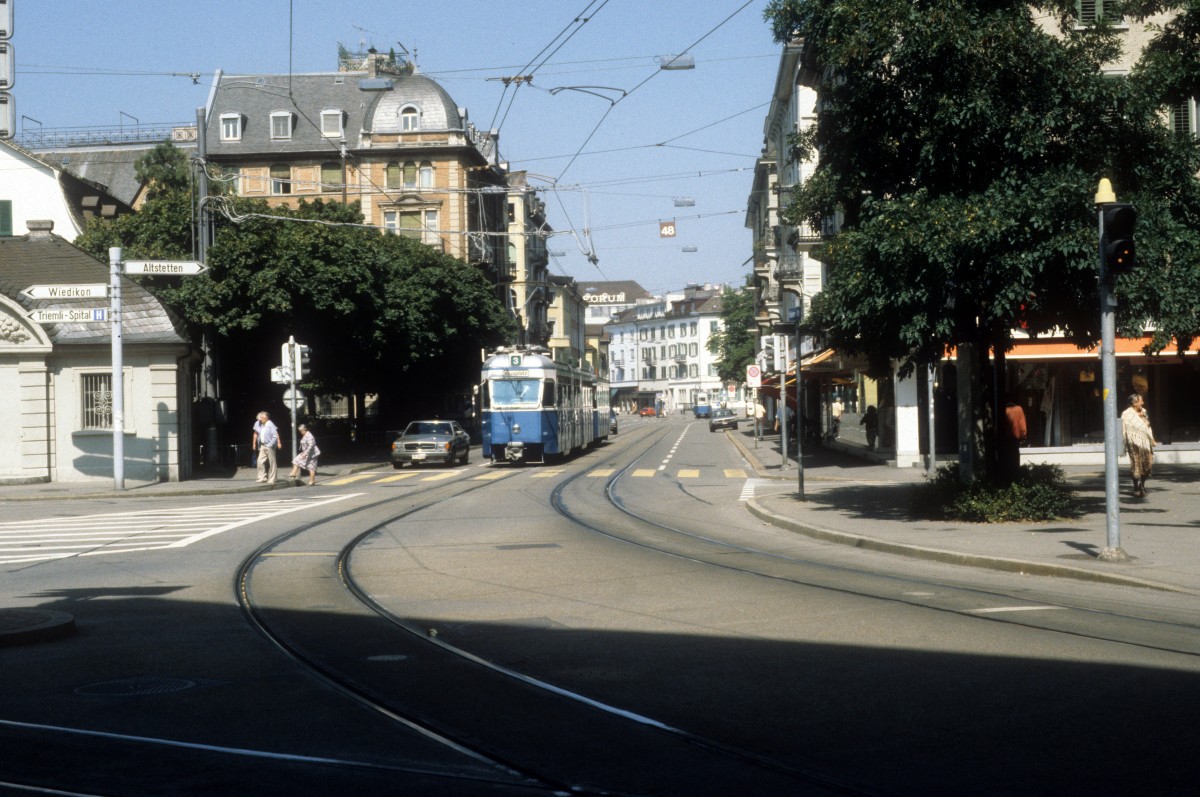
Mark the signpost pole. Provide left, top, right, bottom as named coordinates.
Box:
left=287, top=336, right=298, bottom=461
left=109, top=247, right=124, bottom=490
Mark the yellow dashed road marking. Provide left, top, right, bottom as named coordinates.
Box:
left=632, top=469, right=657, bottom=478
left=724, top=469, right=746, bottom=478
left=374, top=473, right=419, bottom=483
left=325, top=473, right=381, bottom=486
left=531, top=470, right=565, bottom=478
left=588, top=468, right=615, bottom=477
left=472, top=471, right=507, bottom=480
left=677, top=469, right=700, bottom=478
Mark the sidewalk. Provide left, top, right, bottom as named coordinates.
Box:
left=730, top=427, right=1200, bottom=595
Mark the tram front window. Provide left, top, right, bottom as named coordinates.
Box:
left=492, top=379, right=541, bottom=408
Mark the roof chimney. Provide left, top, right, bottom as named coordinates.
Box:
left=27, top=220, right=54, bottom=238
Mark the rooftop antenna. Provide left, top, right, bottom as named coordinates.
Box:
left=350, top=23, right=375, bottom=52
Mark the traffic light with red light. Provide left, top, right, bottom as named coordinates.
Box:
left=1102, top=203, right=1136, bottom=276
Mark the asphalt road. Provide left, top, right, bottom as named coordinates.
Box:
left=2, top=416, right=1198, bottom=795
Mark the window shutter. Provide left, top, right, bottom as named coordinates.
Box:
left=0, top=200, right=11, bottom=236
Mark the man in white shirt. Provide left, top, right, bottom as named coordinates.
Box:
left=252, top=411, right=282, bottom=484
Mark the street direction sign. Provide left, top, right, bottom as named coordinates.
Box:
left=271, top=366, right=293, bottom=384
left=27, top=307, right=108, bottom=324
left=20, top=284, right=107, bottom=300
left=124, top=260, right=207, bottom=275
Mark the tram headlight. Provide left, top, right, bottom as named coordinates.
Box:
left=512, top=423, right=521, bottom=434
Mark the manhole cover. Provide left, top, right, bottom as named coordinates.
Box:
left=75, top=676, right=198, bottom=697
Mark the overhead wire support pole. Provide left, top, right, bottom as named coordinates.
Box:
left=1095, top=179, right=1127, bottom=562
left=110, top=247, right=124, bottom=491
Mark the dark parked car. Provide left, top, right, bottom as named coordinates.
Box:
left=391, top=420, right=471, bottom=468
left=708, top=408, right=738, bottom=432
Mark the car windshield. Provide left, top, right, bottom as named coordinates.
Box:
left=405, top=422, right=452, bottom=436
left=491, top=379, right=541, bottom=408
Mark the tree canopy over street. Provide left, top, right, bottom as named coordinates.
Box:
left=764, top=0, right=1200, bottom=477
left=765, top=0, right=1200, bottom=364
left=708, top=282, right=756, bottom=382
left=77, top=142, right=515, bottom=427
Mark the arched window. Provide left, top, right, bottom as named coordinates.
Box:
left=403, top=161, right=417, bottom=188
left=419, top=161, right=434, bottom=188
left=386, top=162, right=401, bottom=189
left=400, top=106, right=419, bottom=131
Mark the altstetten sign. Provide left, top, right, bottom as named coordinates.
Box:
left=124, top=260, right=207, bottom=275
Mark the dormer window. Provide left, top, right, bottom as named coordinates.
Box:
left=1076, top=0, right=1123, bottom=25
left=270, top=111, right=294, bottom=140
left=321, top=109, right=345, bottom=138
left=220, top=113, right=243, bottom=142
left=400, top=105, right=420, bottom=131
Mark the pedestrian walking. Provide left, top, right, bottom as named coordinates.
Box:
left=1001, top=400, right=1027, bottom=485
left=831, top=396, right=844, bottom=438
left=1121, top=393, right=1157, bottom=498
left=252, top=411, right=282, bottom=485
left=289, top=424, right=320, bottom=486
left=861, top=405, right=879, bottom=450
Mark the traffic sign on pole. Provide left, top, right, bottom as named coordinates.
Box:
left=21, top=284, right=107, bottom=300
left=746, top=363, right=762, bottom=388
left=27, top=307, right=108, bottom=323
left=124, top=260, right=207, bottom=275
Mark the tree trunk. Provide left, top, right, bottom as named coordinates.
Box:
left=956, top=341, right=986, bottom=483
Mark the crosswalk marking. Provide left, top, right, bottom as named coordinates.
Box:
left=374, top=472, right=420, bottom=483
left=420, top=471, right=458, bottom=482
left=588, top=469, right=615, bottom=477
left=632, top=469, right=657, bottom=478
left=472, top=471, right=507, bottom=480
left=325, top=473, right=382, bottom=486
left=724, top=469, right=746, bottom=478
left=677, top=469, right=700, bottom=478
left=0, top=494, right=360, bottom=565
left=530, top=470, right=565, bottom=478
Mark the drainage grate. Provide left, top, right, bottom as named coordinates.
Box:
left=75, top=676, right=199, bottom=697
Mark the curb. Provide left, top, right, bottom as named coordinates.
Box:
left=730, top=431, right=1193, bottom=594
left=744, top=497, right=1191, bottom=594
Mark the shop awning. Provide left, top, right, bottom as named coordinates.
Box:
left=945, top=335, right=1199, bottom=361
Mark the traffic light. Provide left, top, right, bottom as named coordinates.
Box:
left=1102, top=203, right=1136, bottom=276
left=294, top=344, right=312, bottom=379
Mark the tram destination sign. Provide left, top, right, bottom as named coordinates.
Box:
left=27, top=307, right=108, bottom=324
left=124, top=260, right=207, bottom=275
left=21, top=284, right=108, bottom=300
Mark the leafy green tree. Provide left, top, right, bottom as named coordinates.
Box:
left=763, top=0, right=1200, bottom=481
left=78, top=142, right=515, bottom=432
left=708, top=282, right=757, bottom=382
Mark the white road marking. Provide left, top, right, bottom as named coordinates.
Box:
left=0, top=494, right=361, bottom=565
left=968, top=606, right=1066, bottom=615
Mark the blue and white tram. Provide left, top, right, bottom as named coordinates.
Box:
left=481, top=346, right=609, bottom=464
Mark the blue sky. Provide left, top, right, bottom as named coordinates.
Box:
left=15, top=1, right=780, bottom=294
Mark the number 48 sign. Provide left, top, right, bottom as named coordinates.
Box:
left=659, top=220, right=677, bottom=238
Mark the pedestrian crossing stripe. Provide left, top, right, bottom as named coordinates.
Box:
left=725, top=469, right=746, bottom=478
left=677, top=469, right=700, bottom=478
left=632, top=469, right=657, bottom=478
left=375, top=473, right=420, bottom=483
left=472, top=471, right=507, bottom=480
left=587, top=469, right=615, bottom=477
left=530, top=470, right=565, bottom=478
left=420, top=471, right=457, bottom=481
left=325, top=473, right=382, bottom=486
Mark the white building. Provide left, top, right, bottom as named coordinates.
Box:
left=605, top=285, right=726, bottom=415
left=0, top=223, right=194, bottom=483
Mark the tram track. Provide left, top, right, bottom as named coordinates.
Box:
left=544, top=428, right=1200, bottom=662
left=236, top=427, right=859, bottom=795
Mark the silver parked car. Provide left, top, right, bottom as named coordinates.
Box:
left=391, top=420, right=471, bottom=468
